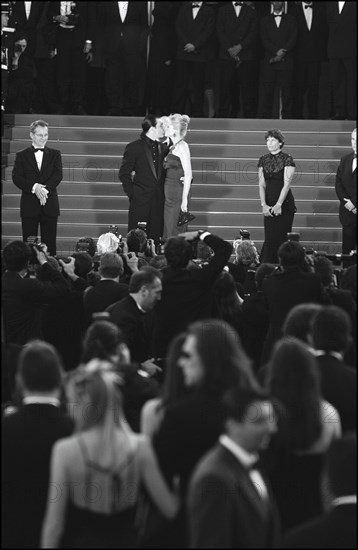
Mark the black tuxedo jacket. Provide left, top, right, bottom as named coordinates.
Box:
left=83, top=279, right=129, bottom=326
left=99, top=1, right=148, bottom=54
left=150, top=2, right=180, bottom=62
left=153, top=233, right=232, bottom=357
left=8, top=1, right=45, bottom=57
left=188, top=443, right=281, bottom=548
left=45, top=1, right=95, bottom=47
left=289, top=2, right=327, bottom=61
left=217, top=2, right=258, bottom=61
left=12, top=146, right=62, bottom=218
left=175, top=2, right=215, bottom=62
left=316, top=354, right=356, bottom=434
left=106, top=295, right=154, bottom=363
left=326, top=1, right=357, bottom=59
left=335, top=152, right=357, bottom=226
left=2, top=404, right=73, bottom=548
left=284, top=504, right=357, bottom=549
left=260, top=12, right=298, bottom=62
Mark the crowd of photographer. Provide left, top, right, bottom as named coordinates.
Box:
left=1, top=223, right=357, bottom=548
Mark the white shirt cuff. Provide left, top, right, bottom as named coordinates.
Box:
left=32, top=183, right=38, bottom=193
left=199, top=231, right=210, bottom=241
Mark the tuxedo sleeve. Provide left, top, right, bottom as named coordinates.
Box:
left=192, top=9, right=215, bottom=51
left=119, top=143, right=135, bottom=199
left=260, top=18, right=278, bottom=56
left=12, top=152, right=34, bottom=193
left=335, top=158, right=346, bottom=204
left=41, top=150, right=63, bottom=191
left=282, top=16, right=298, bottom=52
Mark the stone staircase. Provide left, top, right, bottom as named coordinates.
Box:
left=2, top=114, right=354, bottom=254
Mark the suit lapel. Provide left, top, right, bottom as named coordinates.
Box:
left=27, top=147, right=40, bottom=174
left=142, top=140, right=157, bottom=180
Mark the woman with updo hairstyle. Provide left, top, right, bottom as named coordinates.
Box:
left=258, top=128, right=297, bottom=263
left=41, top=360, right=179, bottom=548
left=162, top=113, right=193, bottom=238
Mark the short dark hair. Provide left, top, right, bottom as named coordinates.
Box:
left=311, top=305, right=351, bottom=352
left=72, top=252, right=93, bottom=278
left=141, top=114, right=157, bottom=136
left=14, top=31, right=28, bottom=43
left=313, top=255, right=334, bottom=287
left=126, top=228, right=147, bottom=254
left=82, top=320, right=126, bottom=363
left=128, top=266, right=162, bottom=293
left=164, top=237, right=192, bottom=268
left=278, top=240, right=306, bottom=269
left=99, top=253, right=123, bottom=279
left=18, top=340, right=63, bottom=392
left=2, top=240, right=31, bottom=271
left=324, top=433, right=356, bottom=498
left=255, top=263, right=276, bottom=291
left=283, top=303, right=323, bottom=344
left=222, top=385, right=270, bottom=423
left=75, top=237, right=96, bottom=257
left=265, top=128, right=285, bottom=148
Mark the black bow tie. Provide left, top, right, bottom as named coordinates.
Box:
left=32, top=147, right=44, bottom=152
left=234, top=2, right=243, bottom=6
left=192, top=3, right=200, bottom=8
left=304, top=4, right=312, bottom=8
left=274, top=13, right=283, bottom=17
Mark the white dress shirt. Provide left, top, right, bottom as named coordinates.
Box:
left=192, top=2, right=202, bottom=20
left=338, top=1, right=345, bottom=14
left=274, top=12, right=283, bottom=28
left=118, top=1, right=128, bottom=22
left=34, top=148, right=44, bottom=171
left=352, top=155, right=357, bottom=173
left=302, top=3, right=312, bottom=31
left=232, top=1, right=242, bottom=18
left=24, top=1, right=32, bottom=19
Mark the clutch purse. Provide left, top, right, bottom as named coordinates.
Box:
left=177, top=209, right=196, bottom=227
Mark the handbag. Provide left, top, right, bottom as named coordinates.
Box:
left=177, top=209, right=196, bottom=227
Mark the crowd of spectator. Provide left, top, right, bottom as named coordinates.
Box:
left=1, top=224, right=357, bottom=548
left=2, top=1, right=356, bottom=120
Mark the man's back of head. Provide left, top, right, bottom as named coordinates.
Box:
left=3, top=240, right=31, bottom=272
left=278, top=240, right=306, bottom=270
left=164, top=237, right=192, bottom=268
left=311, top=305, right=351, bottom=354
left=17, top=340, right=64, bottom=394
left=99, top=252, right=123, bottom=279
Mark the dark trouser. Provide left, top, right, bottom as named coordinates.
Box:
left=293, top=59, right=321, bottom=119
left=218, top=59, right=257, bottom=118
left=172, top=60, right=206, bottom=117
left=56, top=27, right=86, bottom=108
left=33, top=58, right=60, bottom=114
left=259, top=60, right=293, bottom=119
left=342, top=223, right=357, bottom=255
left=22, top=213, right=58, bottom=256
left=128, top=189, right=165, bottom=245
left=105, top=49, right=141, bottom=115
left=329, top=57, right=357, bottom=119
left=260, top=211, right=295, bottom=264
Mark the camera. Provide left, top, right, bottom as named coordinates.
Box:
left=156, top=237, right=166, bottom=255
left=117, top=235, right=126, bottom=254
left=287, top=232, right=301, bottom=242
left=75, top=242, right=90, bottom=253
left=137, top=221, right=147, bottom=232
left=108, top=224, right=119, bottom=238
left=239, top=229, right=251, bottom=240
left=26, top=236, right=46, bottom=264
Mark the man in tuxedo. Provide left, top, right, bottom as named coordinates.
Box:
left=258, top=1, right=297, bottom=118
left=2, top=340, right=74, bottom=548
left=120, top=114, right=170, bottom=244
left=99, top=1, right=148, bottom=116
left=12, top=119, right=63, bottom=256
left=217, top=1, right=259, bottom=118
left=326, top=1, right=356, bottom=120
left=289, top=2, right=328, bottom=119
left=284, top=433, right=356, bottom=549
left=335, top=128, right=357, bottom=256
left=172, top=1, right=215, bottom=117
left=188, top=386, right=280, bottom=548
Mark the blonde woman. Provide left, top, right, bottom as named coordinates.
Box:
left=162, top=114, right=194, bottom=238
left=41, top=361, right=179, bottom=548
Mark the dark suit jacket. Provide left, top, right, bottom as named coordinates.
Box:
left=316, top=353, right=356, bottom=434
left=83, top=279, right=129, bottom=326
left=8, top=1, right=45, bottom=57
left=150, top=2, right=180, bottom=62
left=260, top=12, right=298, bottom=62
left=99, top=1, right=148, bottom=54
left=217, top=2, right=258, bottom=61
left=153, top=233, right=232, bottom=357
left=262, top=268, right=325, bottom=354
left=12, top=146, right=62, bottom=218
left=2, top=404, right=74, bottom=548
left=326, top=1, right=357, bottom=59
left=335, top=152, right=357, bottom=226
left=45, top=1, right=95, bottom=48
left=175, top=2, right=215, bottom=62
left=188, top=442, right=280, bottom=548
left=284, top=504, right=357, bottom=549
left=289, top=2, right=327, bottom=61
left=106, top=295, right=154, bottom=363
left=2, top=266, right=69, bottom=345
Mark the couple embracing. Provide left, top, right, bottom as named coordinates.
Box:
left=119, top=114, right=194, bottom=244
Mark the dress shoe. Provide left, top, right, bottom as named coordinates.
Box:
left=330, top=113, right=345, bottom=120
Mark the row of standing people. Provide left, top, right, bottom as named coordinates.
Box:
left=2, top=1, right=356, bottom=120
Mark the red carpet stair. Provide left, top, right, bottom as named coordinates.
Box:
left=2, top=114, right=354, bottom=254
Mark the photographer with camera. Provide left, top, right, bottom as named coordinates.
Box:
left=2, top=240, right=69, bottom=345
left=153, top=230, right=232, bottom=359
left=126, top=227, right=156, bottom=269
left=5, top=32, right=35, bottom=114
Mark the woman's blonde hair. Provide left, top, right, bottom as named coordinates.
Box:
left=96, top=232, right=119, bottom=254
left=169, top=113, right=190, bottom=138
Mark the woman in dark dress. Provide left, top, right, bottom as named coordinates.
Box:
left=258, top=129, right=296, bottom=263
left=162, top=114, right=193, bottom=238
